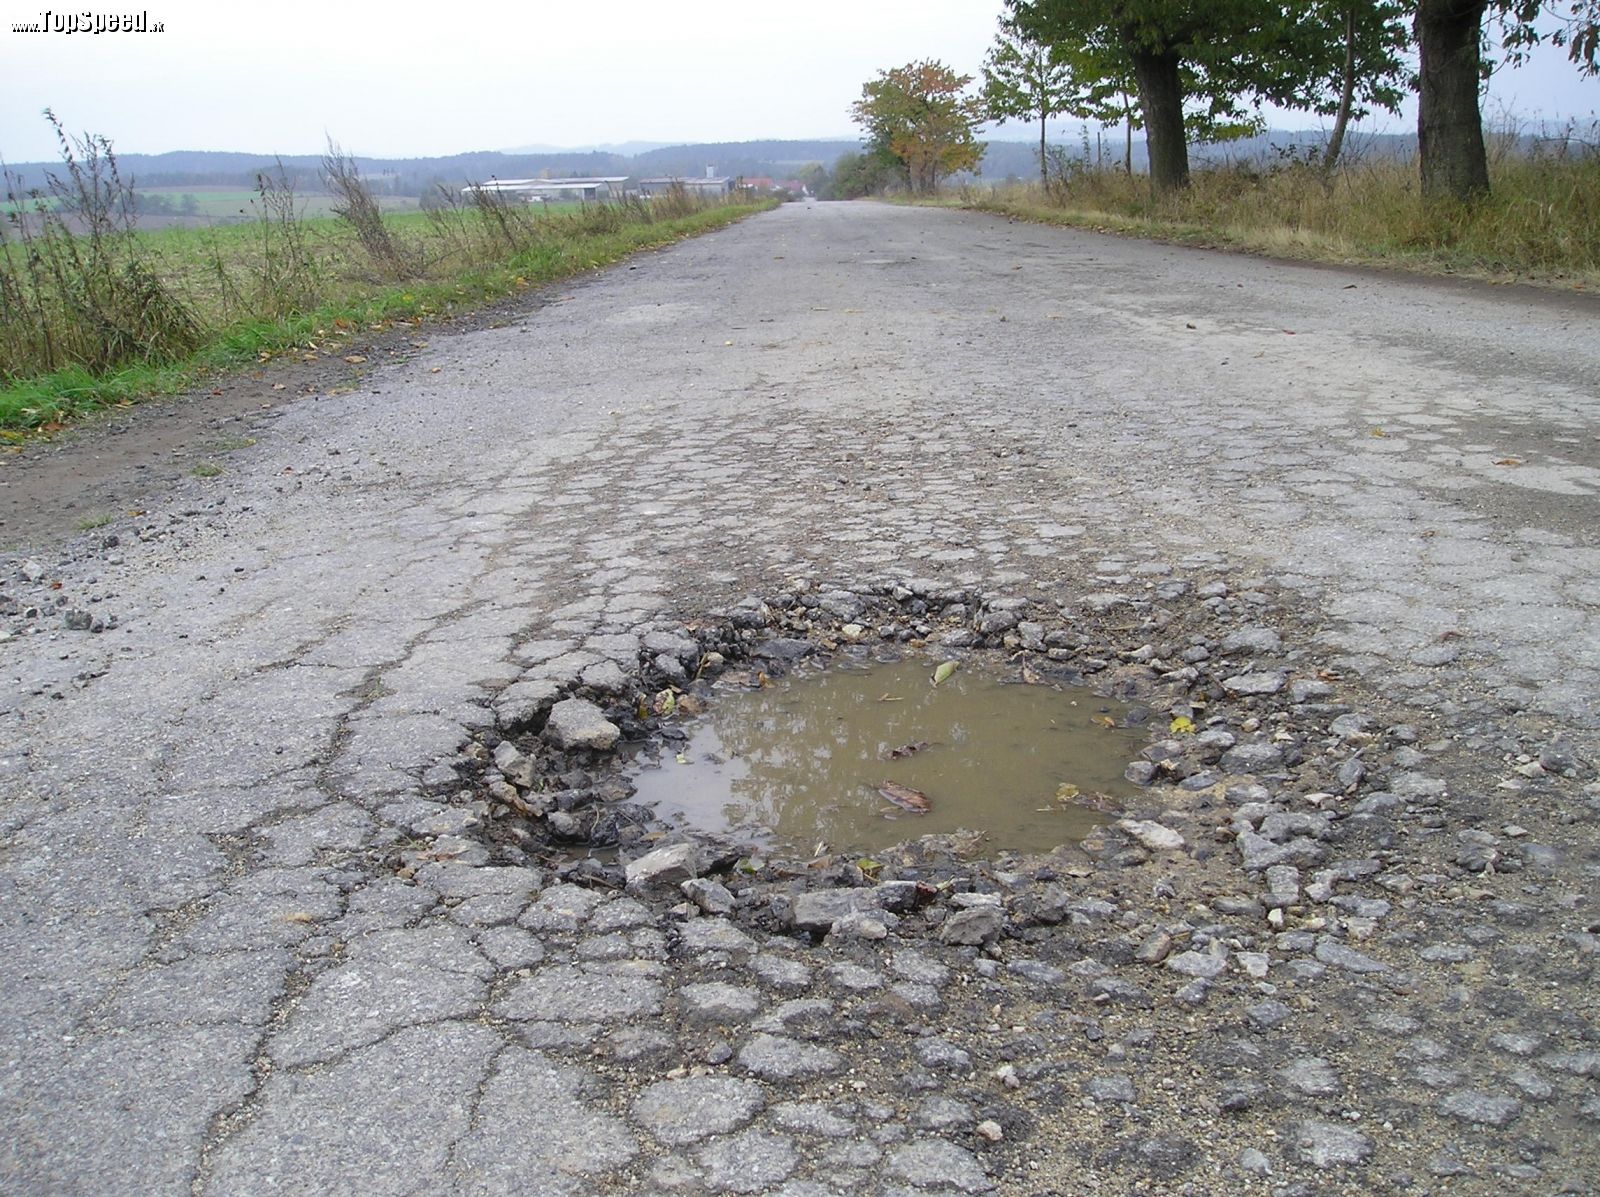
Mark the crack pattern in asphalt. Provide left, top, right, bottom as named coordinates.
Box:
left=1, top=202, right=1598, bottom=1195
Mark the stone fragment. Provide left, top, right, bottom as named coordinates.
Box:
left=494, top=964, right=662, bottom=1022
left=543, top=697, right=620, bottom=751
left=625, top=843, right=702, bottom=887
left=769, top=1101, right=855, bottom=1138
left=1279, top=1057, right=1340, bottom=1097
left=1167, top=949, right=1228, bottom=980
left=682, top=877, right=735, bottom=915
left=887, top=1140, right=994, bottom=1193
left=631, top=1077, right=765, bottom=1145
left=914, top=1037, right=972, bottom=1073
left=751, top=954, right=812, bottom=991
left=938, top=906, right=1004, bottom=945
left=1439, top=1091, right=1522, bottom=1127
left=1221, top=743, right=1284, bottom=774
left=830, top=910, right=889, bottom=940
left=1087, top=1075, right=1136, bottom=1103
left=1313, top=936, right=1390, bottom=974
left=680, top=917, right=756, bottom=954
left=580, top=659, right=630, bottom=694
left=519, top=883, right=603, bottom=933
left=698, top=1130, right=797, bottom=1194
left=1290, top=1120, right=1373, bottom=1167
left=913, top=1096, right=975, bottom=1131
left=737, top=1034, right=844, bottom=1081
left=682, top=982, right=762, bottom=1023
left=1222, top=672, right=1286, bottom=696
left=1221, top=627, right=1282, bottom=654
left=1118, top=819, right=1186, bottom=852
left=1246, top=1000, right=1292, bottom=1032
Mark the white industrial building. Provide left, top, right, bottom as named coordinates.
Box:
left=461, top=177, right=629, bottom=203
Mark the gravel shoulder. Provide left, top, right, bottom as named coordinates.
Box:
left=1, top=202, right=1597, bottom=1196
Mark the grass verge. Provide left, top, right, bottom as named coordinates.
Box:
left=944, top=150, right=1600, bottom=290
left=2, top=124, right=775, bottom=435
left=1, top=203, right=768, bottom=434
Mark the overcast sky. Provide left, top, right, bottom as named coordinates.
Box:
left=2, top=0, right=1596, bottom=162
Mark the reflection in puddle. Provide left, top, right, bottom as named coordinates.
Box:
left=627, top=657, right=1147, bottom=852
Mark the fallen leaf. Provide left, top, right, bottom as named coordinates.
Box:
left=1170, top=715, right=1195, bottom=735
left=1055, top=782, right=1080, bottom=802
left=1493, top=457, right=1523, bottom=467
left=876, top=693, right=905, bottom=703
left=652, top=689, right=677, bottom=717
left=932, top=661, right=958, bottom=686
left=877, top=781, right=930, bottom=814
left=1370, top=428, right=1387, bottom=438
left=1092, top=713, right=1117, bottom=729
left=344, top=354, right=367, bottom=364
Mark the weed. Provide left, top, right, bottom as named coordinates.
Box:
left=74, top=512, right=112, bottom=530
left=1, top=112, right=202, bottom=380
left=0, top=113, right=773, bottom=433
left=190, top=461, right=223, bottom=478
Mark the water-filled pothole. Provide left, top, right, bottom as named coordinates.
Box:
left=627, top=656, right=1147, bottom=852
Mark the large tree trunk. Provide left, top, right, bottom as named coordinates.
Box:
left=1416, top=0, right=1490, bottom=200
left=1322, top=6, right=1358, bottom=173
left=1128, top=46, right=1189, bottom=194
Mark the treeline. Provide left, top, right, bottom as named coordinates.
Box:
left=840, top=2, right=1598, bottom=201
left=1, top=140, right=868, bottom=199
left=994, top=0, right=1599, bottom=200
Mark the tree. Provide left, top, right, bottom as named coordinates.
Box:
left=830, top=148, right=906, bottom=198
left=850, top=61, right=985, bottom=194
left=1310, top=2, right=1409, bottom=171
left=982, top=21, right=1115, bottom=185
left=1006, top=1, right=1388, bottom=194
left=1415, top=0, right=1492, bottom=199
left=1418, top=0, right=1600, bottom=202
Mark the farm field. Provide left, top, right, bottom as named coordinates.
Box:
left=1, top=166, right=771, bottom=431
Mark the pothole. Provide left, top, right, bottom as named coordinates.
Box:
left=626, top=653, right=1147, bottom=853
left=418, top=575, right=1300, bottom=896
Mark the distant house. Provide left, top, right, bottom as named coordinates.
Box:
left=638, top=168, right=735, bottom=198
left=462, top=177, right=629, bottom=203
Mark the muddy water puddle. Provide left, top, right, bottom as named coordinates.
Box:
left=628, top=657, right=1148, bottom=852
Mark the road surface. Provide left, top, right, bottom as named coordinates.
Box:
left=2, top=202, right=1598, bottom=1195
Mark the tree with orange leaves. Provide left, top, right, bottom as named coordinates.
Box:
left=850, top=60, right=985, bottom=195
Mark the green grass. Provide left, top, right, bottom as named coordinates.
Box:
left=204, top=435, right=257, bottom=452
left=948, top=151, right=1600, bottom=289
left=74, top=512, right=113, bottom=530
left=1, top=197, right=774, bottom=434
left=190, top=462, right=223, bottom=478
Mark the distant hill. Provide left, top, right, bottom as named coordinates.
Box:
left=1, top=139, right=866, bottom=197
left=502, top=140, right=675, bottom=156
left=2, top=130, right=1447, bottom=198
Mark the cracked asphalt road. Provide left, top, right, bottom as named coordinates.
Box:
left=1, top=202, right=1598, bottom=1195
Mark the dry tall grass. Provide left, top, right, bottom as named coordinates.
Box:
left=1, top=127, right=753, bottom=403
left=965, top=127, right=1600, bottom=286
